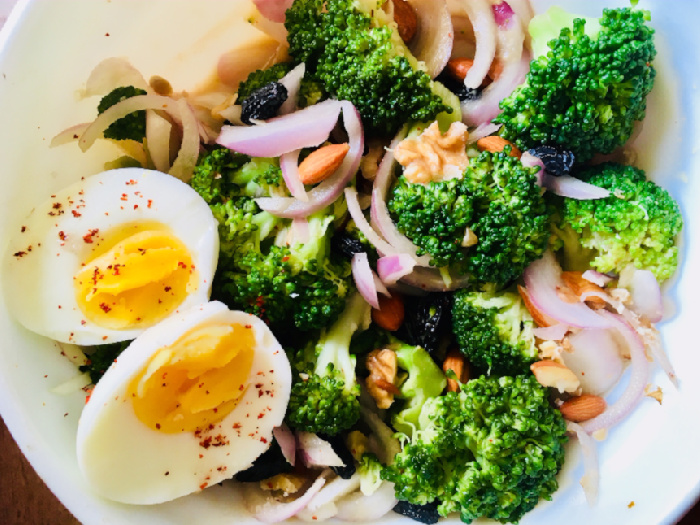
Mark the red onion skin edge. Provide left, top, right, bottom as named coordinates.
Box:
left=252, top=0, right=294, bottom=23
left=492, top=1, right=515, bottom=29
left=297, top=431, right=345, bottom=468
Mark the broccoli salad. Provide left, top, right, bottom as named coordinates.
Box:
left=6, top=0, right=683, bottom=523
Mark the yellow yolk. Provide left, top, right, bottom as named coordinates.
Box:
left=127, top=322, right=255, bottom=433
left=73, top=230, right=197, bottom=330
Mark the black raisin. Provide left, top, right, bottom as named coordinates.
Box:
left=331, top=233, right=366, bottom=260
left=396, top=293, right=453, bottom=356
left=241, top=82, right=288, bottom=125
left=393, top=500, right=440, bottom=524
left=435, top=70, right=482, bottom=102
left=234, top=440, right=293, bottom=482
left=319, top=433, right=356, bottom=479
left=528, top=145, right=575, bottom=176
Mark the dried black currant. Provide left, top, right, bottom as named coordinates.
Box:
left=241, top=82, right=288, bottom=125
left=393, top=500, right=440, bottom=524
left=234, top=440, right=293, bottom=482
left=527, top=145, right=575, bottom=176
left=396, top=293, right=453, bottom=356
left=331, top=233, right=366, bottom=260
left=319, top=433, right=356, bottom=479
left=435, top=70, right=482, bottom=102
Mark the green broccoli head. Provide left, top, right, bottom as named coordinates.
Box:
left=388, top=150, right=550, bottom=286
left=79, top=340, right=131, bottom=384
left=284, top=0, right=456, bottom=136
left=452, top=290, right=538, bottom=376
left=383, top=375, right=568, bottom=524
left=286, top=293, right=371, bottom=435
left=97, top=86, right=147, bottom=142
left=495, top=7, right=656, bottom=162
left=557, top=162, right=682, bottom=281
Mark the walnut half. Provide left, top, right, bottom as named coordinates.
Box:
left=365, top=349, right=399, bottom=409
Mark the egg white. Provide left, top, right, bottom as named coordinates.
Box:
left=1, top=167, right=218, bottom=345
left=76, top=301, right=292, bottom=505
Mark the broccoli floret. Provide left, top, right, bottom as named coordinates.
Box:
left=383, top=375, right=568, bottom=524
left=495, top=7, right=656, bottom=162
left=556, top=162, right=682, bottom=281
left=286, top=292, right=370, bottom=435
left=388, top=150, right=550, bottom=286
left=79, top=340, right=130, bottom=384
left=284, top=0, right=458, bottom=136
left=452, top=290, right=537, bottom=376
left=97, top=86, right=147, bottom=142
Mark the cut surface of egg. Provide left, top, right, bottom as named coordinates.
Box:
left=76, top=301, right=292, bottom=505
left=1, top=168, right=218, bottom=345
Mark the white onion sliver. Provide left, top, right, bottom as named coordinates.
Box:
left=242, top=471, right=329, bottom=523
left=628, top=269, right=663, bottom=322
left=217, top=99, right=342, bottom=158
left=581, top=312, right=649, bottom=434
left=543, top=174, right=611, bottom=200
left=146, top=109, right=173, bottom=173
left=278, top=63, right=306, bottom=115
left=377, top=254, right=417, bottom=284
left=272, top=424, right=296, bottom=466
left=345, top=188, right=396, bottom=257
left=335, top=481, right=398, bottom=522
left=466, top=122, right=501, bottom=144
left=352, top=253, right=380, bottom=309
left=280, top=150, right=309, bottom=201
left=50, top=123, right=91, bottom=148
left=253, top=0, right=294, bottom=23
left=168, top=98, right=200, bottom=182
left=406, top=0, right=454, bottom=79
left=582, top=270, right=613, bottom=287
left=524, top=252, right=614, bottom=330
left=297, top=432, right=345, bottom=468
left=83, top=57, right=149, bottom=98
left=567, top=422, right=599, bottom=506
left=458, top=0, right=497, bottom=89
left=306, top=475, right=362, bottom=512
left=532, top=323, right=569, bottom=341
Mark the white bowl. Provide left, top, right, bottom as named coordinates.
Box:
left=0, top=1, right=698, bottom=524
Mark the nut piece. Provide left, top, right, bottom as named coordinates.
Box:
left=391, top=0, right=418, bottom=44
left=394, top=121, right=470, bottom=184
left=260, top=473, right=308, bottom=495
left=443, top=349, right=469, bottom=392
left=446, top=57, right=475, bottom=81
left=559, top=394, right=606, bottom=422
left=518, top=284, right=557, bottom=328
left=560, top=271, right=607, bottom=309
left=530, top=360, right=580, bottom=393
left=476, top=136, right=522, bottom=158
left=372, top=293, right=405, bottom=331
left=365, top=349, right=399, bottom=409
left=149, top=75, right=173, bottom=96
left=298, top=143, right=350, bottom=185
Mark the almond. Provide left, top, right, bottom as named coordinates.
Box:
left=446, top=57, right=474, bottom=81
left=476, top=136, right=522, bottom=158
left=488, top=60, right=503, bottom=81
left=559, top=394, right=606, bottom=422
left=372, top=293, right=405, bottom=331
left=391, top=0, right=418, bottom=44
left=518, top=284, right=557, bottom=328
left=560, top=271, right=607, bottom=309
left=530, top=360, right=580, bottom=393
left=443, top=349, right=469, bottom=392
left=298, top=143, right=350, bottom=185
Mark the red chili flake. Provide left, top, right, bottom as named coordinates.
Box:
left=58, top=231, right=66, bottom=241
left=81, top=320, right=86, bottom=326
left=20, top=226, right=26, bottom=232
left=245, top=324, right=252, bottom=329
left=233, top=423, right=242, bottom=429
left=126, top=179, right=137, bottom=185
left=260, top=437, right=268, bottom=444
left=52, top=202, right=62, bottom=210
left=83, top=229, right=99, bottom=243
left=133, top=204, right=139, bottom=210
left=200, top=436, right=213, bottom=449
left=164, top=471, right=169, bottom=476
left=257, top=413, right=265, bottom=419
left=282, top=256, right=290, bottom=262
left=121, top=194, right=128, bottom=201
left=13, top=251, right=26, bottom=258
left=147, top=199, right=153, bottom=208
left=102, top=336, right=108, bottom=340
left=99, top=303, right=111, bottom=313
left=164, top=286, right=172, bottom=292
left=58, top=305, right=62, bottom=309
left=155, top=423, right=161, bottom=429
left=72, top=210, right=81, bottom=217
left=177, top=261, right=187, bottom=269
left=199, top=454, right=204, bottom=458
left=199, top=483, right=208, bottom=490
left=255, top=383, right=263, bottom=389
left=239, top=384, right=245, bottom=391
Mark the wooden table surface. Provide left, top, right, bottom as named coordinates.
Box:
left=1, top=415, right=698, bottom=525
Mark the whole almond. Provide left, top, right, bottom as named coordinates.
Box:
left=372, top=293, right=405, bottom=332
left=559, top=394, right=606, bottom=422
left=518, top=285, right=557, bottom=327
left=391, top=0, right=418, bottom=44
left=476, top=136, right=522, bottom=158
left=443, top=349, right=469, bottom=392
left=446, top=58, right=475, bottom=81
left=560, top=271, right=607, bottom=309
left=298, top=143, right=350, bottom=185
left=531, top=360, right=580, bottom=393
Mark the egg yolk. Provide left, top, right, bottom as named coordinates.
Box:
left=73, top=230, right=197, bottom=330
left=127, top=322, right=255, bottom=433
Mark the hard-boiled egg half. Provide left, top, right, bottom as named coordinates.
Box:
left=76, top=301, right=292, bottom=504
left=2, top=167, right=218, bottom=345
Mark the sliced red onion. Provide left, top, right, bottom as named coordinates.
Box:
left=242, top=471, right=329, bottom=523
left=581, top=311, right=649, bottom=434
left=466, top=122, right=501, bottom=144
left=297, top=432, right=345, bottom=468
left=83, top=57, right=148, bottom=97
left=255, top=101, right=363, bottom=218
left=345, top=188, right=396, bottom=257
left=253, top=0, right=294, bottom=23
left=335, top=481, right=398, bottom=521
left=567, top=422, right=599, bottom=505
left=582, top=270, right=613, bottom=287
left=562, top=329, right=624, bottom=396
left=462, top=15, right=528, bottom=126
left=543, top=174, right=611, bottom=200
left=406, top=0, right=454, bottom=79
left=146, top=109, right=173, bottom=173
left=532, top=323, right=569, bottom=341
left=352, top=253, right=381, bottom=309
left=456, top=0, right=497, bottom=89
left=627, top=269, right=663, bottom=322
left=280, top=150, right=309, bottom=201
left=523, top=252, right=614, bottom=330
left=217, top=99, right=342, bottom=157
left=272, top=424, right=296, bottom=466
left=492, top=1, right=515, bottom=29
left=377, top=254, right=417, bottom=284
left=278, top=63, right=306, bottom=115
